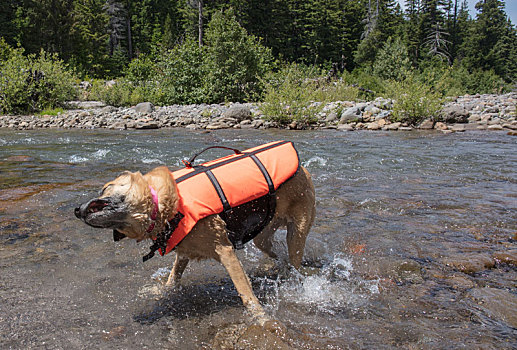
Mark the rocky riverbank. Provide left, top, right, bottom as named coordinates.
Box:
left=1, top=93, right=516, bottom=132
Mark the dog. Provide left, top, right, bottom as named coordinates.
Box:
left=75, top=141, right=315, bottom=324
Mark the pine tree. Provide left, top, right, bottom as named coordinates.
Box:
left=355, top=0, right=404, bottom=67
left=461, top=0, right=516, bottom=81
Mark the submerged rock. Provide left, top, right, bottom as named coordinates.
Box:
left=443, top=254, right=495, bottom=274
left=469, top=287, right=517, bottom=328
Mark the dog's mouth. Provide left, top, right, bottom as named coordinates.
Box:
left=86, top=199, right=109, bottom=214
left=75, top=196, right=127, bottom=229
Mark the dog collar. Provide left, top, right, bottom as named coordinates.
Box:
left=146, top=185, right=159, bottom=233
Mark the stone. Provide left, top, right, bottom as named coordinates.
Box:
left=451, top=124, right=466, bottom=132
left=434, top=122, right=447, bottom=130
left=418, top=118, right=434, bottom=129
left=487, top=124, right=503, bottom=130
left=340, top=106, right=362, bottom=123
left=469, top=288, right=517, bottom=328
left=502, top=123, right=517, bottom=130
left=134, top=119, right=159, bottom=129
left=67, top=100, right=106, bottom=109
left=366, top=121, right=381, bottom=130
left=493, top=250, right=517, bottom=266
left=223, top=104, right=251, bottom=122
left=384, top=122, right=401, bottom=131
left=441, top=105, right=469, bottom=123
left=206, top=122, right=229, bottom=130
left=133, top=102, right=154, bottom=114
left=337, top=123, right=354, bottom=131
left=398, top=126, right=413, bottom=131
left=468, top=114, right=481, bottom=122
left=109, top=121, right=126, bottom=130
left=325, top=112, right=338, bottom=122
left=365, top=105, right=381, bottom=115
left=100, top=106, right=116, bottom=114
left=443, top=254, right=495, bottom=274
left=234, top=325, right=290, bottom=350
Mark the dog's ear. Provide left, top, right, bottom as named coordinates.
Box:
left=113, top=229, right=126, bottom=241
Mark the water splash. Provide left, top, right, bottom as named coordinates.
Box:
left=261, top=254, right=379, bottom=314
left=303, top=156, right=328, bottom=168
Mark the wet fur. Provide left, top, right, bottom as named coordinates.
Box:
left=78, top=165, right=315, bottom=324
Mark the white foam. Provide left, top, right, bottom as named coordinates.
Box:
left=69, top=155, right=89, bottom=163
left=93, top=149, right=110, bottom=159
left=303, top=156, right=327, bottom=168
left=265, top=254, right=379, bottom=312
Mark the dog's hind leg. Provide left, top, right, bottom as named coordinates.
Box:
left=165, top=254, right=189, bottom=287
left=215, top=244, right=268, bottom=324
left=286, top=207, right=314, bottom=269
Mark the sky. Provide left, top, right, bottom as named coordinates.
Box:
left=397, top=0, right=517, bottom=25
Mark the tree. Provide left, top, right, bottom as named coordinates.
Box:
left=204, top=9, right=273, bottom=102
left=355, top=0, right=404, bottom=66
left=461, top=0, right=517, bottom=81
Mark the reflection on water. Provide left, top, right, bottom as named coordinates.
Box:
left=1, top=128, right=516, bottom=349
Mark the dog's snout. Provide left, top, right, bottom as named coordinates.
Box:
left=74, top=207, right=81, bottom=219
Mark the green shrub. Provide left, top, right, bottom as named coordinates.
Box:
left=387, top=74, right=443, bottom=125
left=0, top=47, right=76, bottom=114
left=156, top=39, right=208, bottom=105
left=88, top=78, right=156, bottom=107
left=261, top=63, right=361, bottom=125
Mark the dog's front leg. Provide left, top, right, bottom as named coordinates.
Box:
left=215, top=244, right=268, bottom=325
left=165, top=254, right=189, bottom=287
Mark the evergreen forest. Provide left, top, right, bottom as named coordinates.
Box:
left=1, top=0, right=516, bottom=120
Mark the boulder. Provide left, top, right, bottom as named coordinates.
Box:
left=340, top=106, right=362, bottom=123
left=223, top=105, right=251, bottom=122
left=133, top=102, right=154, bottom=114
left=441, top=105, right=469, bottom=123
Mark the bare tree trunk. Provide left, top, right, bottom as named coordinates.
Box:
left=198, top=0, right=203, bottom=47
left=124, top=0, right=132, bottom=59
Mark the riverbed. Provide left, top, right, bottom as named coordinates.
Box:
left=1, top=128, right=516, bottom=349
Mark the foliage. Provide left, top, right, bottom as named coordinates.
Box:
left=386, top=73, right=444, bottom=125
left=203, top=9, right=274, bottom=102
left=155, top=39, right=208, bottom=105
left=0, top=46, right=76, bottom=114
left=372, top=36, right=412, bottom=81
left=38, top=107, right=65, bottom=116
left=261, top=63, right=360, bottom=125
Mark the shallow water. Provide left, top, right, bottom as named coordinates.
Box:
left=1, top=128, right=516, bottom=349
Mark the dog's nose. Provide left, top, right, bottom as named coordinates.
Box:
left=74, top=207, right=82, bottom=219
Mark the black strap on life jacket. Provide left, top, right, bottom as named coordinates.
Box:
left=143, top=211, right=184, bottom=262
left=178, top=143, right=280, bottom=250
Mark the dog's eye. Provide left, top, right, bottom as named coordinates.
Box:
left=100, top=184, right=112, bottom=196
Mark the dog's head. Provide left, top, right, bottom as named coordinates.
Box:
left=75, top=170, right=161, bottom=242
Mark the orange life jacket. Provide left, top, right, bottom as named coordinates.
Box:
left=158, top=140, right=300, bottom=256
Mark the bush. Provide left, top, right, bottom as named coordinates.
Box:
left=88, top=78, right=155, bottom=107
left=261, top=63, right=360, bottom=125
left=387, top=74, right=443, bottom=125
left=156, top=39, right=208, bottom=105
left=0, top=46, right=77, bottom=114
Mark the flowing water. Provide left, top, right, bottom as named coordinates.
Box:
left=0, top=128, right=516, bottom=349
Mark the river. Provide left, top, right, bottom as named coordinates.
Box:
left=1, top=128, right=516, bottom=349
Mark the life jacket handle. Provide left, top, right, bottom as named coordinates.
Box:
left=183, top=146, right=243, bottom=168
